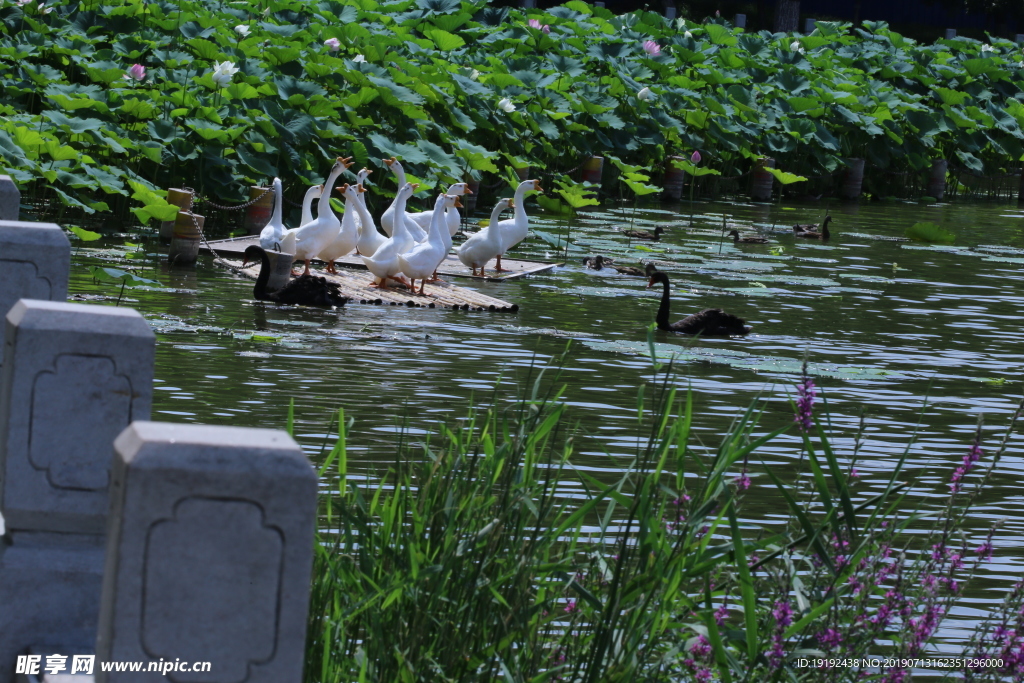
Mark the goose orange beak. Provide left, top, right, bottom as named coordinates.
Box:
left=362, top=168, right=373, bottom=176
left=357, top=184, right=367, bottom=193
left=508, top=199, right=515, bottom=209
left=534, top=181, right=544, bottom=192
left=463, top=186, right=473, bottom=195
left=410, top=183, right=420, bottom=190
left=454, top=197, right=463, bottom=208
left=383, top=157, right=395, bottom=167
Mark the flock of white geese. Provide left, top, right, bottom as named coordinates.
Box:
left=257, top=156, right=543, bottom=296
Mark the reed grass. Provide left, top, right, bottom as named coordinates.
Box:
left=297, top=340, right=1024, bottom=682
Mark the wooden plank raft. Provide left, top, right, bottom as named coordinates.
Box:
left=216, top=258, right=520, bottom=312
left=200, top=235, right=557, bottom=281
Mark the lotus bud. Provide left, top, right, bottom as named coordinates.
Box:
left=690, top=150, right=701, bottom=164
left=324, top=37, right=341, bottom=52
left=498, top=98, right=516, bottom=113
left=637, top=86, right=652, bottom=101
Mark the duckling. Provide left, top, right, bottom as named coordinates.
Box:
left=793, top=215, right=833, bottom=240
left=728, top=229, right=769, bottom=244
left=623, top=226, right=665, bottom=241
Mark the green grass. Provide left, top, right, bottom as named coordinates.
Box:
left=293, top=341, right=1024, bottom=682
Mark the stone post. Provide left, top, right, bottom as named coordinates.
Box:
left=95, top=422, right=317, bottom=683
left=734, top=13, right=746, bottom=28
left=804, top=17, right=816, bottom=33
left=159, top=189, right=194, bottom=241
left=0, top=300, right=154, bottom=683
left=0, top=177, right=20, bottom=221
left=945, top=28, right=956, bottom=39
left=167, top=212, right=204, bottom=266
left=0, top=222, right=71, bottom=366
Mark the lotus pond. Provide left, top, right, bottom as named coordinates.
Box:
left=69, top=196, right=1024, bottom=654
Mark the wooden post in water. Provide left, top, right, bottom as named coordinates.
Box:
left=159, top=188, right=194, bottom=240
left=840, top=158, right=865, bottom=200
left=662, top=156, right=686, bottom=201
left=244, top=185, right=274, bottom=235
left=168, top=211, right=204, bottom=265
left=1017, top=166, right=1024, bottom=203
left=580, top=156, right=603, bottom=208
left=750, top=158, right=775, bottom=201
left=927, top=159, right=948, bottom=201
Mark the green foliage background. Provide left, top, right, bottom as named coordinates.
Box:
left=3, top=0, right=1024, bottom=220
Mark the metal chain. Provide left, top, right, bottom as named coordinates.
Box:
left=200, top=185, right=273, bottom=212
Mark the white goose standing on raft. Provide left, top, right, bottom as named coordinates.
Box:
left=457, top=198, right=513, bottom=276
left=258, top=177, right=287, bottom=251
left=284, top=157, right=351, bottom=275
left=380, top=158, right=473, bottom=239
left=494, top=179, right=543, bottom=272
left=362, top=182, right=417, bottom=289
left=399, top=193, right=461, bottom=295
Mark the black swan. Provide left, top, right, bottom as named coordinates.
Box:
left=647, top=271, right=750, bottom=335
left=793, top=215, right=832, bottom=240
left=623, top=226, right=665, bottom=240
left=728, top=229, right=769, bottom=244
left=242, top=245, right=348, bottom=308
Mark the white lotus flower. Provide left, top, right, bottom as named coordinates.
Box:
left=981, top=43, right=993, bottom=52
left=498, top=98, right=516, bottom=113
left=211, top=61, right=240, bottom=88
left=684, top=30, right=693, bottom=39
left=234, top=25, right=250, bottom=37
left=470, top=69, right=480, bottom=80
left=637, top=86, right=652, bottom=101
left=790, top=40, right=805, bottom=54
left=353, top=54, right=366, bottom=63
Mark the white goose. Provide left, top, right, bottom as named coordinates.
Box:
left=400, top=193, right=459, bottom=295
left=380, top=158, right=473, bottom=240
left=299, top=184, right=323, bottom=227
left=352, top=183, right=387, bottom=257
left=258, top=177, right=287, bottom=251
left=380, top=158, right=427, bottom=242
left=457, top=198, right=513, bottom=276
left=284, top=157, right=351, bottom=275
left=495, top=179, right=542, bottom=272
left=350, top=167, right=372, bottom=230
left=362, top=182, right=417, bottom=289
left=428, top=193, right=460, bottom=281
left=317, top=183, right=360, bottom=274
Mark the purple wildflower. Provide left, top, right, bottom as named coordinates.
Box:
left=950, top=437, right=983, bottom=493
left=794, top=366, right=816, bottom=432
left=767, top=601, right=792, bottom=668
left=564, top=600, right=577, bottom=614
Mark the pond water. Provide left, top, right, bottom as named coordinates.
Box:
left=67, top=196, right=1024, bottom=653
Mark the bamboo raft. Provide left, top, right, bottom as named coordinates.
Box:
left=201, top=235, right=557, bottom=281
left=216, top=258, right=520, bottom=312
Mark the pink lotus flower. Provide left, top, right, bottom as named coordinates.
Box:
left=324, top=37, right=341, bottom=52
left=690, top=150, right=701, bottom=164
left=528, top=18, right=550, bottom=33
left=124, top=64, right=146, bottom=82
left=642, top=40, right=661, bottom=56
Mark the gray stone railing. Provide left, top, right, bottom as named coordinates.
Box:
left=0, top=209, right=317, bottom=683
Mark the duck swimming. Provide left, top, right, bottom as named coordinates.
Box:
left=728, top=229, right=769, bottom=244
left=623, top=226, right=665, bottom=241
left=793, top=215, right=832, bottom=240
left=646, top=270, right=750, bottom=335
